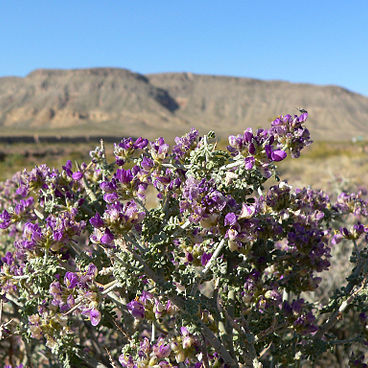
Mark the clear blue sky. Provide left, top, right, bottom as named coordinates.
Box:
left=1, top=1, right=368, bottom=96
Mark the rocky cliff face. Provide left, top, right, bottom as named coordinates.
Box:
left=0, top=68, right=367, bottom=140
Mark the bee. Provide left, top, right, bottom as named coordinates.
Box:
left=297, top=107, right=308, bottom=114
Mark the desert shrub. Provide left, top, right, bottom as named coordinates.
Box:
left=0, top=112, right=368, bottom=368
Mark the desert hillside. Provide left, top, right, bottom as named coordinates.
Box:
left=0, top=68, right=367, bottom=140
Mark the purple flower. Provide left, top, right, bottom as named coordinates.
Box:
left=271, top=150, right=287, bottom=162
left=72, top=171, right=83, bottom=181
left=62, top=160, right=73, bottom=176
left=150, top=137, right=170, bottom=160
left=270, top=112, right=312, bottom=158
left=248, top=142, right=256, bottom=154
left=49, top=281, right=62, bottom=306
left=86, top=263, right=98, bottom=277
left=116, top=169, right=133, bottom=184
left=201, top=252, right=212, bottom=266
left=153, top=337, right=171, bottom=358
left=291, top=298, right=305, bottom=313
left=1, top=251, right=13, bottom=265
left=127, top=300, right=145, bottom=319
left=100, top=228, right=114, bottom=245
left=134, top=137, right=148, bottom=149
left=186, top=252, right=194, bottom=262
left=265, top=144, right=272, bottom=159
left=89, top=212, right=104, bottom=228
left=245, top=156, right=255, bottom=170
left=119, top=355, right=135, bottom=368
left=244, top=128, right=253, bottom=143
left=141, top=156, right=154, bottom=171
left=331, top=234, right=344, bottom=245
left=100, top=181, right=116, bottom=192
left=224, top=212, right=237, bottom=226
left=156, top=176, right=171, bottom=185
left=0, top=210, right=11, bottom=229
left=180, top=326, right=189, bottom=336
left=159, top=361, right=173, bottom=368
left=118, top=137, right=135, bottom=150
left=173, top=128, right=199, bottom=159
left=103, top=192, right=119, bottom=203
left=298, top=112, right=308, bottom=122
left=139, top=290, right=154, bottom=305
left=16, top=184, right=28, bottom=197
left=64, top=272, right=78, bottom=289
left=240, top=203, right=256, bottom=219
left=14, top=197, right=34, bottom=215
left=342, top=227, right=349, bottom=237
left=90, top=308, right=101, bottom=326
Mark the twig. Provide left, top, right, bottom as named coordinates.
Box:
left=79, top=161, right=97, bottom=203
left=112, top=318, right=130, bottom=339
left=79, top=352, right=109, bottom=368
left=259, top=342, right=273, bottom=359
left=161, top=162, right=187, bottom=170
left=240, top=315, right=262, bottom=368
left=86, top=324, right=104, bottom=358
left=315, top=261, right=368, bottom=340
left=100, top=139, right=107, bottom=164
left=151, top=321, right=156, bottom=342
left=104, top=346, right=119, bottom=368
left=201, top=239, right=225, bottom=278
left=105, top=291, right=126, bottom=309
left=63, top=301, right=82, bottom=316
left=213, top=277, right=261, bottom=367
left=123, top=234, right=147, bottom=254
left=4, top=295, right=22, bottom=308
left=121, top=238, right=238, bottom=367
left=200, top=324, right=238, bottom=367
left=200, top=333, right=210, bottom=368
left=215, top=291, right=236, bottom=358
left=220, top=159, right=245, bottom=171
left=191, top=239, right=226, bottom=295
left=256, top=315, right=279, bottom=341
left=329, top=335, right=363, bottom=345
left=135, top=198, right=149, bottom=213
left=101, top=280, right=120, bottom=295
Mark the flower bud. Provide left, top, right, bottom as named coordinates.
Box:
left=175, top=350, right=186, bottom=363
left=228, top=239, right=238, bottom=252
left=149, top=357, right=158, bottom=366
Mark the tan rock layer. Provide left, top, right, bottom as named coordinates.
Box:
left=0, top=68, right=367, bottom=140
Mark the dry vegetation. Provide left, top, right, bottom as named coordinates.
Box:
left=279, top=141, right=368, bottom=191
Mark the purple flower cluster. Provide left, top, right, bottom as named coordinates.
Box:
left=127, top=291, right=177, bottom=321
left=228, top=127, right=287, bottom=177
left=114, top=137, right=149, bottom=165
left=119, top=327, right=202, bottom=367
left=180, top=176, right=230, bottom=226
left=1, top=111, right=368, bottom=367
left=150, top=137, right=170, bottom=161
left=172, top=128, right=199, bottom=160
left=49, top=263, right=101, bottom=326
left=90, top=200, right=145, bottom=245
left=270, top=112, right=312, bottom=158
left=227, top=111, right=312, bottom=176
